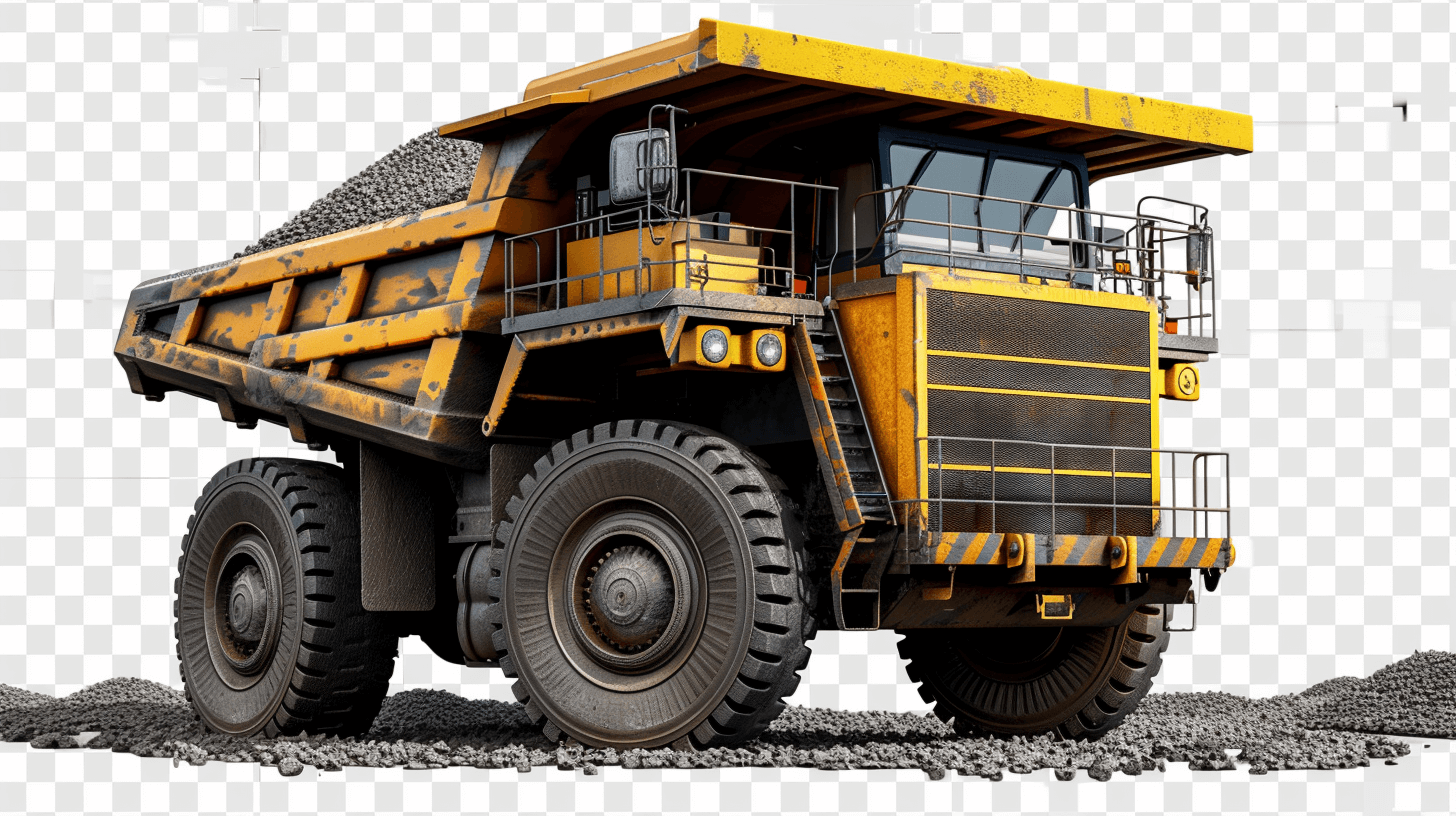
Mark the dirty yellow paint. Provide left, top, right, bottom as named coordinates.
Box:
left=562, top=222, right=762, bottom=306
left=325, top=264, right=370, bottom=327
left=196, top=289, right=269, bottom=353
left=415, top=336, right=464, bottom=407
left=258, top=278, right=299, bottom=339
left=339, top=346, right=430, bottom=397
left=466, top=143, right=503, bottom=203
left=449, top=19, right=1253, bottom=157
left=170, top=300, right=202, bottom=345
left=834, top=284, right=902, bottom=504
left=311, top=264, right=370, bottom=380
left=260, top=302, right=471, bottom=369
left=482, top=338, right=528, bottom=436
left=439, top=90, right=593, bottom=140
left=449, top=237, right=493, bottom=302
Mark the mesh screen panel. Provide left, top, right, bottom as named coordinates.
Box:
left=926, top=355, right=1151, bottom=400
left=924, top=287, right=1155, bottom=534
left=926, top=389, right=1151, bottom=450
left=925, top=290, right=1150, bottom=367
left=924, top=438, right=1153, bottom=474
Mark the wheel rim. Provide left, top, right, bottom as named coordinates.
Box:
left=551, top=501, right=706, bottom=690
left=503, top=442, right=756, bottom=747
left=202, top=523, right=284, bottom=690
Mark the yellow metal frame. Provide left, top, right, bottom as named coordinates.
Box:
left=840, top=267, right=1159, bottom=517
left=447, top=19, right=1254, bottom=164
left=914, top=531, right=1234, bottom=571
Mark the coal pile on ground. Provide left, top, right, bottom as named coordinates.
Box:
left=236, top=129, right=482, bottom=258
left=1300, top=650, right=1456, bottom=739
left=6, top=654, right=1450, bottom=780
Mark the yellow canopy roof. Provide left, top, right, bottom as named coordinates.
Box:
left=441, top=19, right=1253, bottom=180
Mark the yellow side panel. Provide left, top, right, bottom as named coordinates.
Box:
left=339, top=346, right=431, bottom=398
left=288, top=273, right=342, bottom=333
left=563, top=223, right=761, bottom=306
left=835, top=289, right=899, bottom=502
left=564, top=229, right=674, bottom=304
left=195, top=290, right=268, bottom=354
left=360, top=248, right=459, bottom=319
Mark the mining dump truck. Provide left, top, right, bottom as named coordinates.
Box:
left=115, top=20, right=1250, bottom=748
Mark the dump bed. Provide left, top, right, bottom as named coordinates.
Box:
left=113, top=201, right=523, bottom=468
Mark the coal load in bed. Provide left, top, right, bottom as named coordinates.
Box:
left=237, top=129, right=483, bottom=259
left=5, top=652, right=1450, bottom=779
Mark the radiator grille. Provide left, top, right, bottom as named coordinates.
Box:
left=924, top=289, right=1154, bottom=536
left=926, top=290, right=1149, bottom=367
left=926, top=356, right=1150, bottom=400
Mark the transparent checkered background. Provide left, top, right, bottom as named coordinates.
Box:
left=1, top=0, right=1452, bottom=813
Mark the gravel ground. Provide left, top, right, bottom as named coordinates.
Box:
left=3, top=653, right=1448, bottom=779
left=235, top=129, right=482, bottom=259
left=1300, top=650, right=1456, bottom=739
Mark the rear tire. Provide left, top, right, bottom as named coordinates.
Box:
left=487, top=420, right=815, bottom=749
left=174, top=458, right=398, bottom=737
left=898, top=604, right=1170, bottom=740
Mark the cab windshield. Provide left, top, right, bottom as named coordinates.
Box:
left=887, top=143, right=1081, bottom=257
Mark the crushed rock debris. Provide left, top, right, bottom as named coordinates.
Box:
left=3, top=653, right=1448, bottom=780
left=235, top=129, right=482, bottom=259
left=1300, top=650, right=1456, bottom=739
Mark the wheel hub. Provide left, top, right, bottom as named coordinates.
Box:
left=206, top=529, right=283, bottom=682
left=560, top=507, right=702, bottom=681
left=586, top=545, right=674, bottom=651
left=228, top=565, right=268, bottom=643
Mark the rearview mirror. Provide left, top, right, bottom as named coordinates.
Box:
left=609, top=128, right=674, bottom=205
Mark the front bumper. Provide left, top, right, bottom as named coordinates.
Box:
left=898, top=532, right=1234, bottom=570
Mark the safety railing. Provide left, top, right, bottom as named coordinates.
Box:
left=897, top=435, right=1231, bottom=541
left=847, top=186, right=1217, bottom=339
left=503, top=169, right=839, bottom=322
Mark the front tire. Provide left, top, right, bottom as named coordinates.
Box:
left=174, top=458, right=398, bottom=737
left=489, top=421, right=815, bottom=749
left=898, top=604, right=1170, bottom=740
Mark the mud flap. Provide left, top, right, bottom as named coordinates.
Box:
left=358, top=440, right=437, bottom=611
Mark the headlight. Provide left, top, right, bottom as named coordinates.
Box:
left=755, top=332, right=783, bottom=367
left=700, top=328, right=729, bottom=363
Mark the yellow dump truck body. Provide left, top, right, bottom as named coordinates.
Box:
left=122, top=19, right=1253, bottom=749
